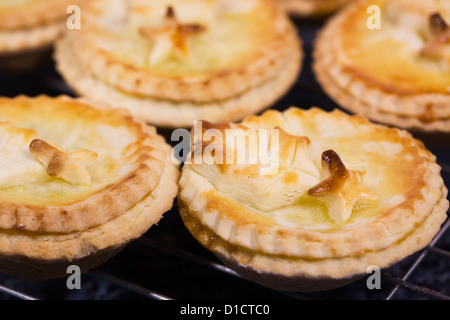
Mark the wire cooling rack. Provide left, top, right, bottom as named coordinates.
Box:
left=0, top=15, right=449, bottom=301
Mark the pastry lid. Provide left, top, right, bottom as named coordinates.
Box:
left=313, top=0, right=450, bottom=132
left=179, top=107, right=448, bottom=278
left=67, top=0, right=298, bottom=102
left=0, top=95, right=170, bottom=234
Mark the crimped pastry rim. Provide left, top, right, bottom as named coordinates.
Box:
left=179, top=188, right=448, bottom=280
left=177, top=107, right=449, bottom=264
left=0, top=20, right=62, bottom=53
left=65, top=0, right=300, bottom=103
left=0, top=95, right=171, bottom=234
left=312, top=0, right=450, bottom=132
left=0, top=0, right=76, bottom=31
left=54, top=32, right=302, bottom=128
left=0, top=144, right=179, bottom=261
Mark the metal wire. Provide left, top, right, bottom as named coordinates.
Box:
left=0, top=216, right=449, bottom=300
left=428, top=246, right=450, bottom=259
left=382, top=273, right=450, bottom=300
left=0, top=284, right=38, bottom=300
left=88, top=270, right=173, bottom=300
left=1, top=217, right=448, bottom=300
left=136, top=237, right=319, bottom=300
left=385, top=218, right=450, bottom=300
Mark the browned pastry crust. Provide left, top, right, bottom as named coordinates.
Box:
left=0, top=95, right=179, bottom=280
left=0, top=96, right=167, bottom=233
left=178, top=107, right=448, bottom=292
left=0, top=0, right=81, bottom=54
left=0, top=0, right=75, bottom=31
left=55, top=0, right=303, bottom=127
left=313, top=0, right=450, bottom=132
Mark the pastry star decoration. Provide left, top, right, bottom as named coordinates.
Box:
left=421, top=13, right=450, bottom=62
left=308, top=150, right=378, bottom=224
left=29, top=139, right=98, bottom=187
left=139, top=6, right=206, bottom=65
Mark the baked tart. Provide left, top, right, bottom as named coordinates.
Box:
left=0, top=95, right=179, bottom=280
left=0, top=0, right=78, bottom=71
left=276, top=0, right=353, bottom=16
left=54, top=0, right=303, bottom=128
left=178, top=107, right=448, bottom=292
left=314, top=0, right=450, bottom=133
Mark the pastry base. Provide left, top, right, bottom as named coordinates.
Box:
left=0, top=246, right=124, bottom=281
left=178, top=187, right=448, bottom=292
left=216, top=253, right=363, bottom=293
left=0, top=145, right=179, bottom=281
left=0, top=20, right=62, bottom=54
left=0, top=45, right=53, bottom=74
left=0, top=19, right=64, bottom=73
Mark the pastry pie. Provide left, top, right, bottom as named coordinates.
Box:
left=0, top=95, right=179, bottom=280
left=314, top=0, right=450, bottom=133
left=54, top=0, right=303, bottom=128
left=178, top=107, right=448, bottom=292
left=0, top=0, right=78, bottom=69
left=276, top=0, right=352, bottom=16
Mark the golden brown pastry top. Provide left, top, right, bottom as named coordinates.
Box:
left=336, top=0, right=450, bottom=95
left=80, top=0, right=276, bottom=75
left=179, top=107, right=447, bottom=260
left=0, top=95, right=170, bottom=234
left=66, top=0, right=298, bottom=102
left=187, top=119, right=379, bottom=225
left=0, top=0, right=77, bottom=31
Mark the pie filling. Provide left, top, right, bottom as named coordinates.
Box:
left=0, top=0, right=34, bottom=9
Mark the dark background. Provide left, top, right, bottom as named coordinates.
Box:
left=0, top=16, right=448, bottom=300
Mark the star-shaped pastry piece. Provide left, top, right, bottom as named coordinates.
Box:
left=29, top=139, right=98, bottom=186
left=308, top=150, right=378, bottom=224
left=420, top=13, right=450, bottom=58
left=138, top=6, right=207, bottom=65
